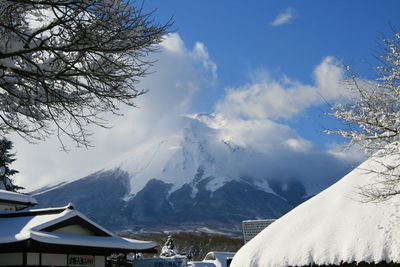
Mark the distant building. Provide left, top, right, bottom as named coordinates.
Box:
left=242, top=219, right=275, bottom=243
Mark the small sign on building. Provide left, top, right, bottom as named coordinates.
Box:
left=68, top=255, right=95, bottom=267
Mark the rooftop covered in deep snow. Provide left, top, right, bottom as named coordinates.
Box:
left=0, top=203, right=157, bottom=254
left=231, top=151, right=400, bottom=267
left=0, top=189, right=37, bottom=208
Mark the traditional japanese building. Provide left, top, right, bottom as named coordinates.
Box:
left=231, top=152, right=400, bottom=267
left=0, top=189, right=37, bottom=211
left=0, top=189, right=157, bottom=266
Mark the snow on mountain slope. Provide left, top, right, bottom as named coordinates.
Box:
left=103, top=112, right=351, bottom=200
left=33, top=112, right=356, bottom=233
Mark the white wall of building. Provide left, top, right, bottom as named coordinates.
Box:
left=27, top=253, right=40, bottom=265
left=52, top=224, right=95, bottom=236
left=0, top=253, right=23, bottom=266
left=42, top=253, right=68, bottom=265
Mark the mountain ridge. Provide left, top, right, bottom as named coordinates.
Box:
left=33, top=112, right=353, bottom=234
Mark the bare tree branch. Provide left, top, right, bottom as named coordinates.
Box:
left=325, top=31, right=400, bottom=201
left=0, top=0, right=171, bottom=147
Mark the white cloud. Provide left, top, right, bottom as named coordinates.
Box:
left=10, top=35, right=362, bottom=194
left=192, top=42, right=218, bottom=83
left=271, top=8, right=296, bottom=26
left=214, top=114, right=302, bottom=153
left=285, top=138, right=313, bottom=153
left=327, top=143, right=367, bottom=164
left=12, top=33, right=216, bottom=190
left=216, top=56, right=346, bottom=120
left=210, top=56, right=366, bottom=193
left=197, top=113, right=357, bottom=195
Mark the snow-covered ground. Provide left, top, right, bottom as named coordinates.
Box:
left=231, top=150, right=400, bottom=267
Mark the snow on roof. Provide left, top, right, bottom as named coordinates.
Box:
left=242, top=219, right=275, bottom=223
left=0, top=190, right=37, bottom=205
left=204, top=252, right=235, bottom=261
left=231, top=152, right=400, bottom=267
left=29, top=230, right=157, bottom=251
left=189, top=251, right=235, bottom=267
left=0, top=204, right=156, bottom=251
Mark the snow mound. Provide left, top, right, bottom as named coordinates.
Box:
left=231, top=151, right=400, bottom=267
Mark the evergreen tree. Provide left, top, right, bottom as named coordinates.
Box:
left=0, top=138, right=23, bottom=192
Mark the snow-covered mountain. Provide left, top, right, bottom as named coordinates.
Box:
left=34, top=113, right=353, bottom=234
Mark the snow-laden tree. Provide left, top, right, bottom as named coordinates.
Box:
left=326, top=31, right=400, bottom=201
left=0, top=0, right=169, bottom=147
left=0, top=137, right=23, bottom=191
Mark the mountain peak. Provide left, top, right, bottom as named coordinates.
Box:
left=33, top=112, right=355, bottom=233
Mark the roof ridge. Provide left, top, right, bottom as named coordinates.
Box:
left=0, top=203, right=74, bottom=218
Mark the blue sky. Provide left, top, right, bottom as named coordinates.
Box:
left=142, top=0, right=400, bottom=147
left=13, top=1, right=400, bottom=190
left=145, top=1, right=399, bottom=82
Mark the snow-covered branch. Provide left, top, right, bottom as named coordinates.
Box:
left=326, top=31, right=400, bottom=200
left=0, top=0, right=170, bottom=147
